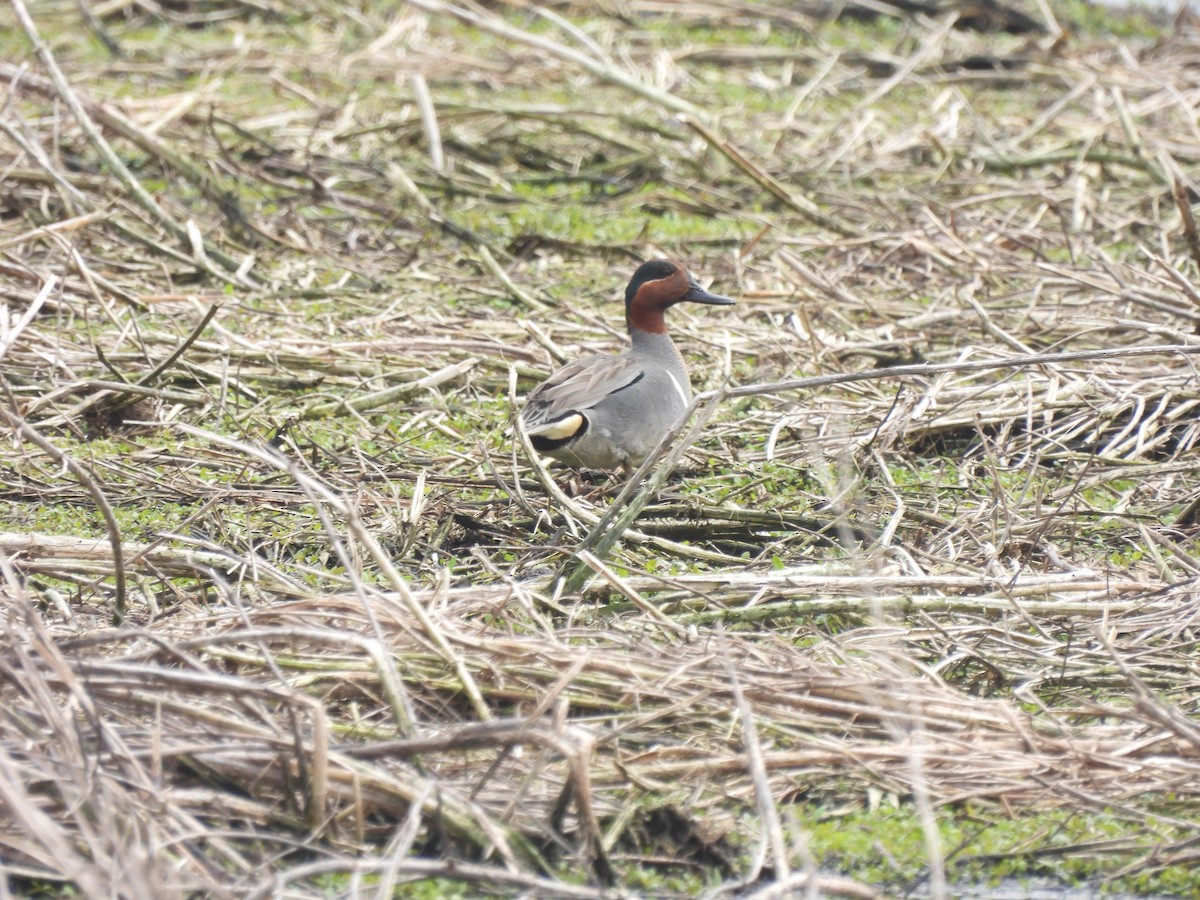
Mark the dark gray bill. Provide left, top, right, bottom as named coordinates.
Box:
left=683, top=280, right=736, bottom=305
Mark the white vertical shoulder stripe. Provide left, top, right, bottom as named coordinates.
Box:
left=666, top=371, right=688, bottom=407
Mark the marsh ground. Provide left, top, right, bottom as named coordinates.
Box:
left=3, top=1, right=1200, bottom=896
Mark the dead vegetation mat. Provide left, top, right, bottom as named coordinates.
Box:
left=3, top=0, right=1200, bottom=897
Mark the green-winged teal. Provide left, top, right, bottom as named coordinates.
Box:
left=520, top=259, right=734, bottom=474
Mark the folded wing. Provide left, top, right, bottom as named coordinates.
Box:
left=521, top=355, right=645, bottom=436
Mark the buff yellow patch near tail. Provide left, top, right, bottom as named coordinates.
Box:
left=526, top=414, right=584, bottom=440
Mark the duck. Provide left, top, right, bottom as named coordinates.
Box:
left=520, top=258, right=735, bottom=475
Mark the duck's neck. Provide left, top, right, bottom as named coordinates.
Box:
left=627, top=302, right=667, bottom=335
left=629, top=325, right=690, bottom=399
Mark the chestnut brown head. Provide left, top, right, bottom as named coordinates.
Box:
left=624, top=259, right=734, bottom=334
